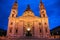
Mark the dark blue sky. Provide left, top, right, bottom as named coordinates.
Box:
left=0, top=0, right=60, bottom=30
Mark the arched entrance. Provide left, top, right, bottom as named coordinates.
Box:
left=26, top=31, right=32, bottom=36
left=26, top=28, right=32, bottom=37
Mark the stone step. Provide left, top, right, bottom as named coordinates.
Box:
left=6, top=36, right=60, bottom=40
left=0, top=38, right=60, bottom=40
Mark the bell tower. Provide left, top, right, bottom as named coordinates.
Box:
left=7, top=0, right=18, bottom=37
left=39, top=0, right=50, bottom=38
left=9, top=1, right=18, bottom=18
left=40, top=0, right=47, bottom=17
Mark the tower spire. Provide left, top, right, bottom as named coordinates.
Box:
left=27, top=4, right=30, bottom=10
left=39, top=0, right=47, bottom=17
left=9, top=0, right=18, bottom=18
left=40, top=0, right=42, bottom=3
left=40, top=0, right=45, bottom=9
left=12, top=0, right=18, bottom=9
left=15, top=0, right=17, bottom=3
left=25, top=4, right=31, bottom=11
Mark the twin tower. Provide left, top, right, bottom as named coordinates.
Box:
left=7, top=0, right=50, bottom=38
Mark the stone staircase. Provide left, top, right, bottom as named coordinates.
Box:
left=7, top=36, right=60, bottom=40
left=7, top=36, right=44, bottom=40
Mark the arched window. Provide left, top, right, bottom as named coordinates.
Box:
left=16, top=29, right=18, bottom=33
left=39, top=28, right=42, bottom=33
left=10, top=22, right=13, bottom=25
left=13, top=11, right=15, bottom=13
left=43, top=14, right=45, bottom=17
left=12, top=14, right=14, bottom=17
left=39, top=23, right=41, bottom=25
left=45, top=28, right=48, bottom=33
left=16, top=15, right=18, bottom=17
left=9, top=27, right=12, bottom=33
left=41, top=11, right=44, bottom=13
left=15, top=27, right=18, bottom=34
left=23, top=27, right=25, bottom=34
left=45, top=23, right=47, bottom=25
left=40, top=29, right=42, bottom=33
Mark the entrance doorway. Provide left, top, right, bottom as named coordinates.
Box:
left=26, top=31, right=32, bottom=37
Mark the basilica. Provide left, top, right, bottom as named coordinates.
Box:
left=7, top=0, right=50, bottom=38
left=0, top=0, right=60, bottom=40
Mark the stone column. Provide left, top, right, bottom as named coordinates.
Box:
left=34, top=21, right=40, bottom=38
left=18, top=21, right=23, bottom=37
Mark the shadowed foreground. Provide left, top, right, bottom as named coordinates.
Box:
left=0, top=36, right=60, bottom=40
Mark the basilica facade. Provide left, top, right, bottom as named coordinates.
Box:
left=7, top=0, right=50, bottom=38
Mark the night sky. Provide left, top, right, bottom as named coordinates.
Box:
left=0, top=0, right=60, bottom=30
